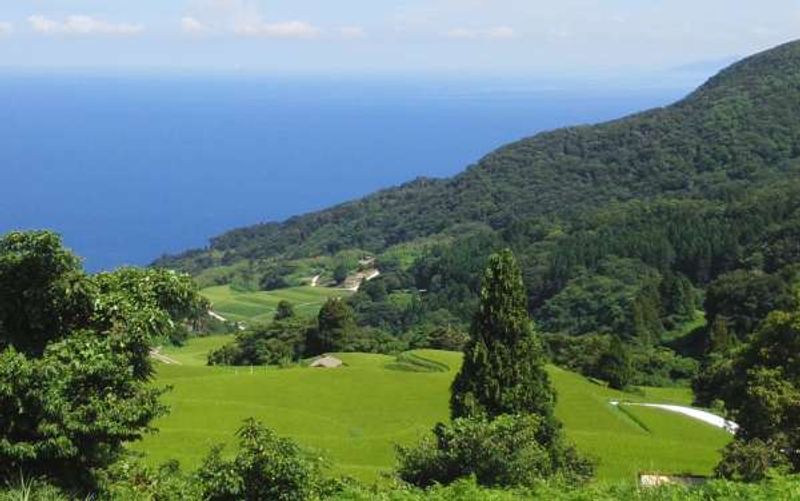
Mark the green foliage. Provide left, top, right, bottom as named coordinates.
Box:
left=334, top=263, right=349, bottom=285
left=274, top=300, right=296, bottom=321
left=102, top=460, right=201, bottom=501
left=425, top=325, right=469, bottom=351
left=208, top=318, right=310, bottom=366
left=158, top=41, right=800, bottom=277
left=704, top=269, right=797, bottom=340
left=699, top=295, right=800, bottom=476
left=155, top=43, right=800, bottom=387
left=451, top=249, right=555, bottom=421
left=0, top=231, right=207, bottom=491
left=0, top=475, right=69, bottom=501
left=539, top=258, right=665, bottom=342
left=195, top=418, right=330, bottom=501
left=546, top=334, right=698, bottom=388
left=715, top=438, right=791, bottom=482
left=310, top=298, right=358, bottom=355
left=396, top=414, right=594, bottom=489
left=594, top=336, right=634, bottom=390
left=0, top=231, right=94, bottom=356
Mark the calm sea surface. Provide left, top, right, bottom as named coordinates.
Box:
left=0, top=73, right=698, bottom=270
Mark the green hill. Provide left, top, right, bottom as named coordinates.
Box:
left=136, top=338, right=731, bottom=482
left=156, top=40, right=800, bottom=275
left=154, top=41, right=800, bottom=354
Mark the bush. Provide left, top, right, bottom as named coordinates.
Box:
left=396, top=414, right=594, bottom=489
left=716, top=438, right=791, bottom=482
left=196, top=418, right=331, bottom=501
left=591, top=336, right=633, bottom=390
left=101, top=460, right=201, bottom=501
left=425, top=325, right=469, bottom=351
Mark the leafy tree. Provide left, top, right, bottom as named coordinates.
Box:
left=103, top=459, right=201, bottom=500
left=308, top=298, right=357, bottom=355
left=716, top=438, right=790, bottom=482
left=426, top=325, right=469, bottom=351
left=593, top=336, right=633, bottom=390
left=0, top=231, right=94, bottom=356
left=333, top=263, right=349, bottom=285
left=703, top=292, right=800, bottom=477
left=0, top=231, right=206, bottom=491
left=450, top=249, right=555, bottom=421
left=196, top=418, right=329, bottom=501
left=274, top=300, right=295, bottom=321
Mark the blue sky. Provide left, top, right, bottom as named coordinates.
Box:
left=1, top=1, right=799, bottom=75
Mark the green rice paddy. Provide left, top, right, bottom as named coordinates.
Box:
left=135, top=337, right=731, bottom=483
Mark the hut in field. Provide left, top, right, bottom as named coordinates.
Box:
left=310, top=355, right=343, bottom=368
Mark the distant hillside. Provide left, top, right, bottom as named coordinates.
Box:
left=156, top=40, right=800, bottom=275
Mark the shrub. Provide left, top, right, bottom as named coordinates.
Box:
left=396, top=414, right=595, bottom=489
left=101, top=460, right=201, bottom=501
left=195, top=418, right=330, bottom=501
left=716, top=438, right=791, bottom=482
left=592, top=336, right=633, bottom=390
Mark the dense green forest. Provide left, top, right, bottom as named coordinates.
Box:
left=154, top=40, right=800, bottom=390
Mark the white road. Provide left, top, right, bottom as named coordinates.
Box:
left=610, top=401, right=739, bottom=434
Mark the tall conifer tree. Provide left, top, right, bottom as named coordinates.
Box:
left=450, top=249, right=556, bottom=421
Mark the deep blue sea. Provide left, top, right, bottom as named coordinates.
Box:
left=0, top=73, right=701, bottom=271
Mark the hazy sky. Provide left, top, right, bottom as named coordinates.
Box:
left=1, top=1, right=799, bottom=75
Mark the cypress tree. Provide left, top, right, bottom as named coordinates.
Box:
left=450, top=249, right=556, bottom=421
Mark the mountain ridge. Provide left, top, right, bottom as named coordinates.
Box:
left=155, top=39, right=800, bottom=275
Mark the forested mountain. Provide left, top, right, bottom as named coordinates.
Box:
left=156, top=40, right=800, bottom=272
left=157, top=41, right=800, bottom=381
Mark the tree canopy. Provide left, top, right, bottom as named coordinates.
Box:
left=0, top=231, right=207, bottom=491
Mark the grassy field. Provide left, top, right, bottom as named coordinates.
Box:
left=135, top=338, right=731, bottom=483
left=201, top=285, right=350, bottom=323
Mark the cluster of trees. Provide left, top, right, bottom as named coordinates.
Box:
left=691, top=290, right=800, bottom=481
left=208, top=297, right=405, bottom=366
left=0, top=231, right=208, bottom=492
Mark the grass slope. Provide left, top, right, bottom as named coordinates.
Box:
left=135, top=340, right=731, bottom=483
left=202, top=285, right=349, bottom=323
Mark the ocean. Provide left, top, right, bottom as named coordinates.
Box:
left=0, top=73, right=699, bottom=271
